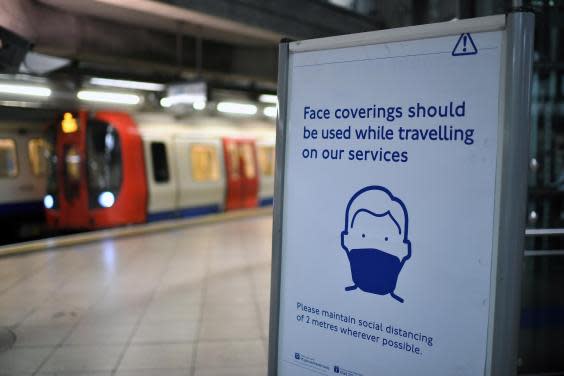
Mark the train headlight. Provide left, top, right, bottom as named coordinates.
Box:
left=98, top=191, right=115, bottom=208
left=44, top=195, right=54, bottom=209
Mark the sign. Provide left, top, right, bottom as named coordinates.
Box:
left=269, top=13, right=534, bottom=376
left=163, top=81, right=207, bottom=108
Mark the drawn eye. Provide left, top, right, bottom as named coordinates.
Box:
left=362, top=234, right=365, bottom=238
left=385, top=237, right=389, bottom=241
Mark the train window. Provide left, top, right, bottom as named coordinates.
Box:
left=240, top=143, right=256, bottom=179
left=0, top=138, right=18, bottom=178
left=151, top=142, right=169, bottom=183
left=28, top=138, right=49, bottom=176
left=226, top=142, right=240, bottom=179
left=190, top=144, right=220, bottom=182
left=64, top=146, right=81, bottom=183
left=86, top=120, right=123, bottom=208
left=257, top=145, right=275, bottom=176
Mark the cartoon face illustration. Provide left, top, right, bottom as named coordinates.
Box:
left=341, top=186, right=411, bottom=303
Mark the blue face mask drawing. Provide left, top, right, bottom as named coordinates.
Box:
left=347, top=248, right=403, bottom=295
left=340, top=186, right=412, bottom=303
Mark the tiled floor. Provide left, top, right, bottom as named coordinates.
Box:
left=0, top=215, right=272, bottom=376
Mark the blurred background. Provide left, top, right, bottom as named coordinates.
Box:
left=0, top=0, right=562, bottom=375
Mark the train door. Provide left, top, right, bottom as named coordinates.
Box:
left=56, top=112, right=90, bottom=228
left=142, top=135, right=177, bottom=220
left=238, top=140, right=259, bottom=208
left=256, top=141, right=275, bottom=206
left=223, top=138, right=242, bottom=210
left=222, top=138, right=259, bottom=210
left=174, top=137, right=225, bottom=215
left=26, top=137, right=48, bottom=203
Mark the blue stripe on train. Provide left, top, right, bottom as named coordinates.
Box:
left=0, top=200, right=44, bottom=216
left=147, top=204, right=221, bottom=222
left=259, top=197, right=273, bottom=206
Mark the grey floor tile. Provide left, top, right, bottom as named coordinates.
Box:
left=115, top=370, right=189, bottom=376
left=14, top=324, right=74, bottom=347
left=199, top=319, right=262, bottom=341
left=143, top=302, right=201, bottom=322
left=202, top=303, right=257, bottom=322
left=0, top=347, right=51, bottom=373
left=0, top=305, right=34, bottom=328
left=203, top=291, right=256, bottom=307
left=195, top=340, right=266, bottom=369
left=194, top=366, right=267, bottom=376
left=22, top=304, right=84, bottom=327
left=39, top=345, right=124, bottom=372
left=64, top=322, right=136, bottom=345
left=80, top=306, right=144, bottom=326
left=131, top=320, right=199, bottom=344
left=117, top=344, right=193, bottom=370
left=34, top=372, right=111, bottom=376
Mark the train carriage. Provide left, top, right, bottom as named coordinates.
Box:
left=45, top=110, right=275, bottom=230
left=0, top=123, right=48, bottom=241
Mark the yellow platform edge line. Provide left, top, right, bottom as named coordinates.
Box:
left=0, top=207, right=273, bottom=257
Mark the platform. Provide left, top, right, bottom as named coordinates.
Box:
left=0, top=214, right=272, bottom=375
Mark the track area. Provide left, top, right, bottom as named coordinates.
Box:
left=0, top=214, right=272, bottom=375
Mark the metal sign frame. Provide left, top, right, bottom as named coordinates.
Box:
left=269, top=12, right=534, bottom=376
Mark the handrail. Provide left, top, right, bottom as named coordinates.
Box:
left=525, top=228, right=564, bottom=236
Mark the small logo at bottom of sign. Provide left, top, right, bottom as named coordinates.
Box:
left=334, top=364, right=363, bottom=376
left=292, top=353, right=330, bottom=372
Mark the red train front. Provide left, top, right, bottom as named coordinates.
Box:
left=45, top=111, right=147, bottom=229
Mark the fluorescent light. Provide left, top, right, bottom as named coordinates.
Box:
left=0, top=83, right=51, bottom=97
left=193, top=100, right=206, bottom=110
left=217, top=102, right=257, bottom=115
left=259, top=94, right=278, bottom=104
left=77, top=90, right=140, bottom=105
left=263, top=106, right=277, bottom=118
left=90, top=77, right=165, bottom=91
left=160, top=94, right=206, bottom=108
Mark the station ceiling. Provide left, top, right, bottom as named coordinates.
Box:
left=0, top=0, right=384, bottom=87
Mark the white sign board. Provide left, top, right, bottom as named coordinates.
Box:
left=270, top=13, right=534, bottom=376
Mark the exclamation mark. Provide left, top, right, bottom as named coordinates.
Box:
left=462, top=35, right=467, bottom=52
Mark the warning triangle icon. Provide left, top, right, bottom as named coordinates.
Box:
left=452, top=33, right=478, bottom=56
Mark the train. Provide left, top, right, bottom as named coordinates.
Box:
left=0, top=121, right=48, bottom=243
left=43, top=110, right=276, bottom=230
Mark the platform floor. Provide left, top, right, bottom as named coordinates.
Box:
left=0, top=215, right=272, bottom=375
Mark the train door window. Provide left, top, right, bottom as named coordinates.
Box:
left=63, top=145, right=81, bottom=201
left=0, top=138, right=18, bottom=177
left=226, top=142, right=240, bottom=179
left=64, top=146, right=81, bottom=183
left=86, top=120, right=122, bottom=208
left=28, top=138, right=49, bottom=176
left=257, top=145, right=275, bottom=176
left=190, top=144, right=220, bottom=182
left=240, top=143, right=256, bottom=179
left=151, top=142, right=169, bottom=183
